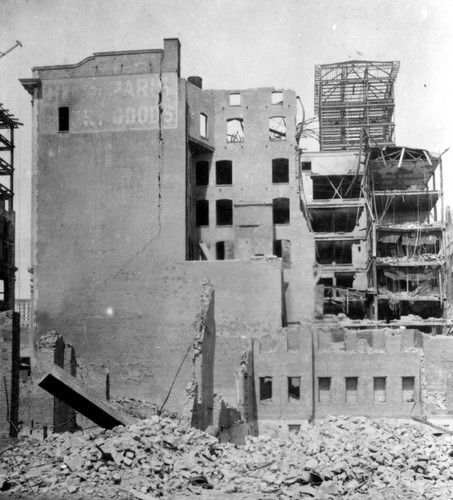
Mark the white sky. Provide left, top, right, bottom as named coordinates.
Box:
left=1, top=0, right=453, bottom=298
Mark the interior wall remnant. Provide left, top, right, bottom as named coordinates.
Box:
left=182, top=281, right=216, bottom=431
left=0, top=311, right=20, bottom=438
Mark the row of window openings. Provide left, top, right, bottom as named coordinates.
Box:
left=228, top=91, right=283, bottom=107
left=199, top=116, right=287, bottom=142
left=259, top=376, right=416, bottom=404
left=195, top=159, right=289, bottom=186
left=213, top=239, right=290, bottom=261
left=196, top=198, right=290, bottom=226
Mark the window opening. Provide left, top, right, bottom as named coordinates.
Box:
left=272, top=158, right=289, bottom=183
left=227, top=118, right=244, bottom=143
left=58, top=107, right=69, bottom=132
left=312, top=176, right=361, bottom=199
left=273, top=198, right=290, bottom=224
left=318, top=377, right=331, bottom=403
left=402, top=377, right=415, bottom=402
left=315, top=241, right=353, bottom=264
left=288, top=377, right=301, bottom=401
left=345, top=377, right=358, bottom=403
left=271, top=91, right=283, bottom=104
left=195, top=161, right=209, bottom=186
left=195, top=200, right=209, bottom=226
left=288, top=424, right=301, bottom=434
left=269, top=116, right=287, bottom=141
left=216, top=160, right=233, bottom=185
left=374, top=377, right=386, bottom=403
left=259, top=376, right=272, bottom=401
left=216, top=241, right=225, bottom=260
left=200, top=113, right=207, bottom=138
left=216, top=199, right=233, bottom=226
left=229, top=93, right=241, bottom=106
left=301, top=161, right=312, bottom=171
left=274, top=239, right=291, bottom=267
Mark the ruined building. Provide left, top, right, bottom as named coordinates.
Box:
left=0, top=103, right=20, bottom=437
left=19, top=41, right=453, bottom=437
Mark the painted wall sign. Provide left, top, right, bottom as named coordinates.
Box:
left=40, top=73, right=178, bottom=133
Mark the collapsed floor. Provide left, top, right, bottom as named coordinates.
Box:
left=1, top=413, right=453, bottom=500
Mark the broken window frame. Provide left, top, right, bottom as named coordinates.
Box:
left=58, top=106, right=69, bottom=132
left=272, top=158, right=289, bottom=183
left=271, top=91, right=283, bottom=105
left=259, top=376, right=273, bottom=402
left=269, top=116, right=287, bottom=141
left=273, top=197, right=290, bottom=225
left=195, top=200, right=209, bottom=227
left=229, top=93, right=241, bottom=106
left=312, top=175, right=361, bottom=200
left=199, top=113, right=208, bottom=138
left=216, top=160, right=233, bottom=185
left=288, top=377, right=301, bottom=402
left=216, top=199, right=233, bottom=226
left=227, top=118, right=244, bottom=143
left=318, top=377, right=331, bottom=403
left=195, top=161, right=210, bottom=186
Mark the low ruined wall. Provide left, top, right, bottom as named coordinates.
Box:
left=34, top=259, right=282, bottom=412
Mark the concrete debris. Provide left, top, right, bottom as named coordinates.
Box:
left=2, top=415, right=453, bottom=498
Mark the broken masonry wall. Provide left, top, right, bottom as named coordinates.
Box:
left=33, top=259, right=282, bottom=415
left=200, top=87, right=315, bottom=324
left=189, top=281, right=216, bottom=431
left=315, top=326, right=423, bottom=418
left=423, top=334, right=453, bottom=417
left=253, top=324, right=313, bottom=438
left=19, top=331, right=77, bottom=433
left=0, top=311, right=20, bottom=438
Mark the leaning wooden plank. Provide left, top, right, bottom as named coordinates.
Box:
left=38, top=364, right=135, bottom=429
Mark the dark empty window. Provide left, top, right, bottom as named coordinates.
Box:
left=216, top=241, right=225, bottom=260
left=216, top=199, right=233, bottom=226
left=315, top=241, right=353, bottom=265
left=227, top=118, right=244, bottom=143
left=273, top=198, right=290, bottom=224
left=216, top=160, right=233, bottom=185
left=301, top=161, right=312, bottom=171
left=345, top=377, right=358, bottom=403
left=269, top=116, right=287, bottom=141
left=318, top=377, right=331, bottom=403
left=196, top=200, right=209, bottom=226
left=259, top=377, right=272, bottom=401
left=59, top=107, right=69, bottom=132
left=272, top=158, right=289, bottom=183
left=402, top=377, right=415, bottom=402
left=288, top=377, right=300, bottom=401
left=195, top=161, right=209, bottom=186
left=313, top=176, right=361, bottom=199
left=288, top=424, right=301, bottom=433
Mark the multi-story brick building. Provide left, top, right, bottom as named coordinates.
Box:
left=20, top=41, right=453, bottom=436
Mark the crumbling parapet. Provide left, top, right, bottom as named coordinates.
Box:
left=0, top=311, right=20, bottom=437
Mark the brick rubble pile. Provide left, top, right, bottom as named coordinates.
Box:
left=1, top=415, right=453, bottom=499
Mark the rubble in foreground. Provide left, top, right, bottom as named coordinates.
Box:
left=1, top=415, right=453, bottom=499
